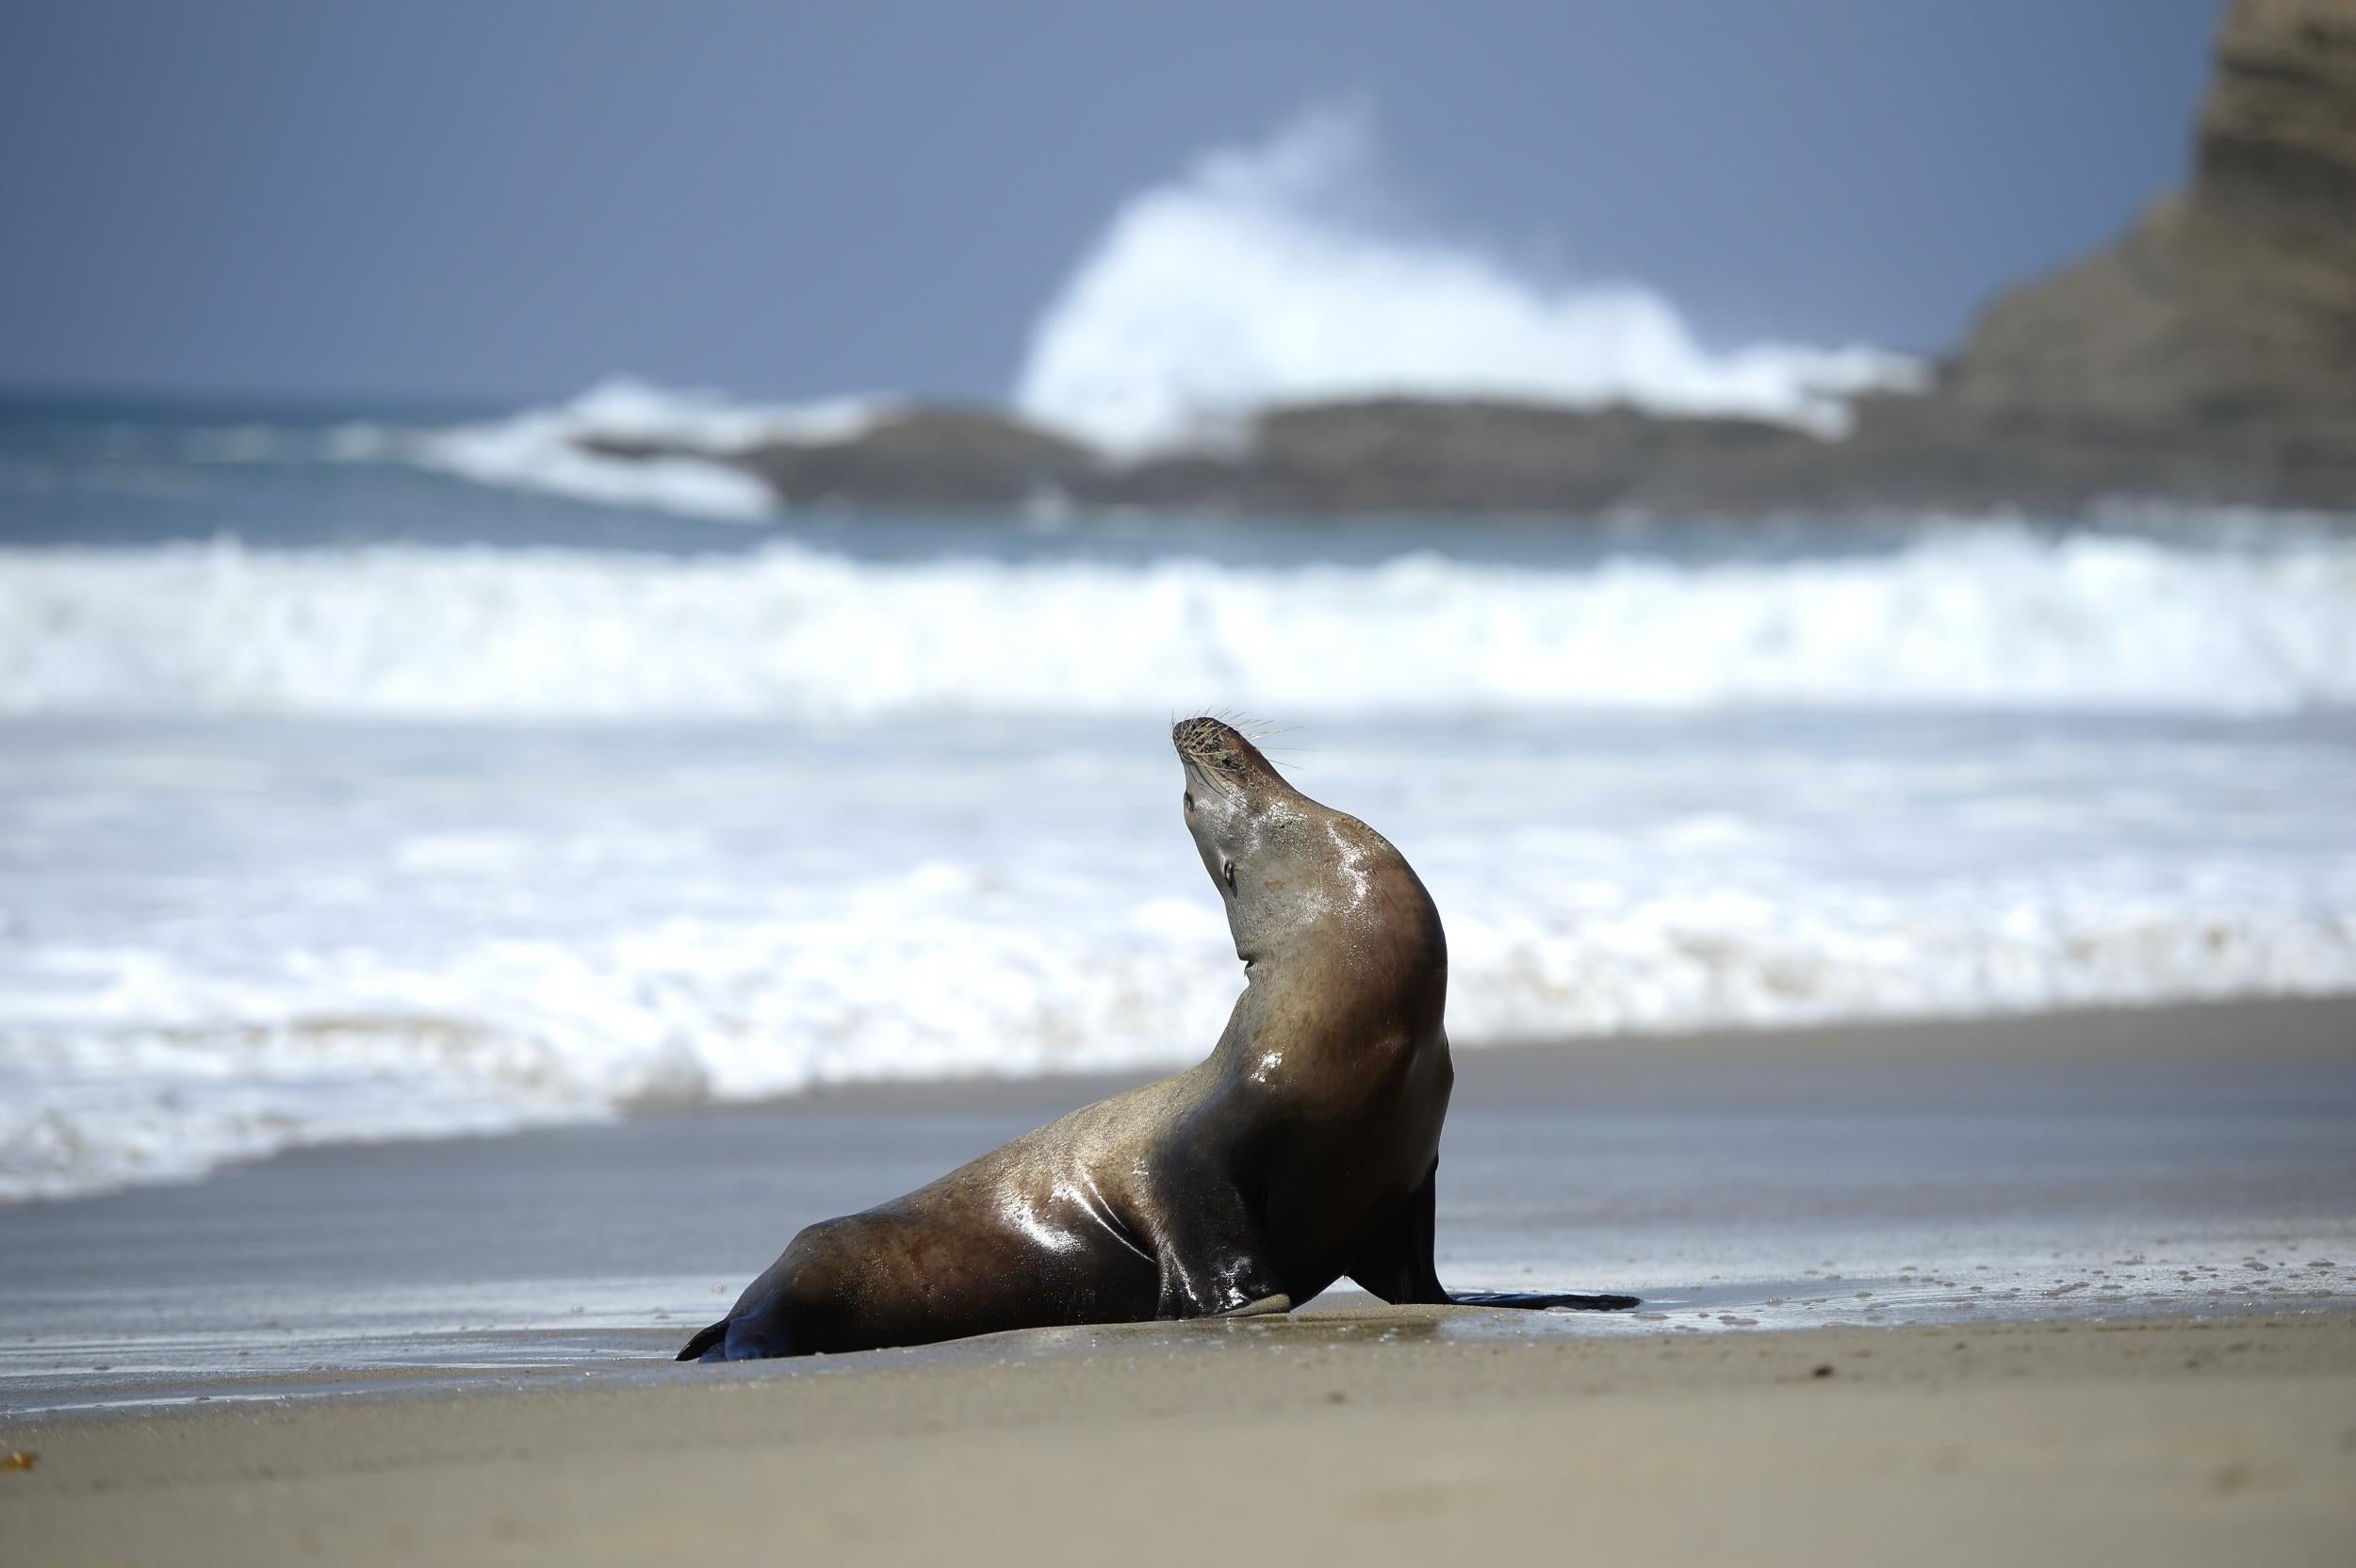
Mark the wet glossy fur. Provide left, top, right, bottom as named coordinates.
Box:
left=680, top=718, right=1632, bottom=1362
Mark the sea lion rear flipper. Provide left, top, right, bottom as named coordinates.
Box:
left=677, top=1318, right=731, bottom=1362
left=1448, top=1291, right=1643, bottom=1312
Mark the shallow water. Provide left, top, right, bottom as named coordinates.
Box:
left=4, top=1003, right=2351, bottom=1416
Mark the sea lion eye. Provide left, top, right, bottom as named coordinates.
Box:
left=1223, top=859, right=1236, bottom=892
left=1184, top=792, right=1194, bottom=813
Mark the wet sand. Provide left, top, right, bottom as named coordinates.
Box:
left=4, top=1312, right=2353, bottom=1565
left=7, top=995, right=2354, bottom=1413
left=3, top=998, right=2354, bottom=1560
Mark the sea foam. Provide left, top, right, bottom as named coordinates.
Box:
left=4, top=528, right=2352, bottom=719
left=332, top=378, right=892, bottom=518
left=6, top=711, right=2353, bottom=1201
left=1015, top=108, right=1923, bottom=454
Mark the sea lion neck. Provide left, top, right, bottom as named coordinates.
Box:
left=1171, top=716, right=1322, bottom=964
left=1169, top=720, right=1446, bottom=1007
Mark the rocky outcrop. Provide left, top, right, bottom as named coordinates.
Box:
left=585, top=407, right=1095, bottom=511
left=1918, top=0, right=2356, bottom=507
left=588, top=0, right=2356, bottom=516
left=1185, top=400, right=1807, bottom=514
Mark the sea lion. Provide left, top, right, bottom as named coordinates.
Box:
left=679, top=716, right=1635, bottom=1362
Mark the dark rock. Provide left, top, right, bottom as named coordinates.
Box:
left=1235, top=400, right=1807, bottom=514
left=587, top=406, right=1097, bottom=511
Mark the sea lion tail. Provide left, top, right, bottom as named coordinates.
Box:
left=676, top=1318, right=731, bottom=1362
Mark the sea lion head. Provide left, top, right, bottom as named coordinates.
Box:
left=1171, top=716, right=1441, bottom=972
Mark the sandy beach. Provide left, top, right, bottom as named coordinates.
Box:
left=4, top=1312, right=2352, bottom=1565
left=4, top=997, right=2354, bottom=1562
left=8, top=5, right=2355, bottom=1560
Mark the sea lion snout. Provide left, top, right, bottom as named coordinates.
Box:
left=1170, top=715, right=1283, bottom=790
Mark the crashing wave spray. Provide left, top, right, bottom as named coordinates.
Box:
left=1014, top=107, right=1922, bottom=455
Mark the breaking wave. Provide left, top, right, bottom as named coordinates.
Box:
left=331, top=378, right=892, bottom=518
left=300, top=110, right=1928, bottom=509
left=4, top=528, right=2352, bottom=718
left=1015, top=108, right=1923, bottom=454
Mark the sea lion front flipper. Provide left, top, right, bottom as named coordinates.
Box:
left=1154, top=1233, right=1289, bottom=1318
left=1348, top=1163, right=1642, bottom=1312
left=1344, top=1161, right=1451, bottom=1305
left=1150, top=1144, right=1290, bottom=1319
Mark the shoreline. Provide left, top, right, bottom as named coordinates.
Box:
left=13, top=989, right=2354, bottom=1214
left=5, top=995, right=2353, bottom=1560
left=6, top=1313, right=2352, bottom=1565
left=4, top=993, right=2351, bottom=1423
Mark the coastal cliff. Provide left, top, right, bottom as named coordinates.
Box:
left=599, top=0, right=2356, bottom=516
left=1914, top=0, right=2356, bottom=508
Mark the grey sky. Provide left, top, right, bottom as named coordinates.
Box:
left=2, top=0, right=2221, bottom=407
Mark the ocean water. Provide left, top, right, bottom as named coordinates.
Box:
left=3, top=393, right=2355, bottom=1203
